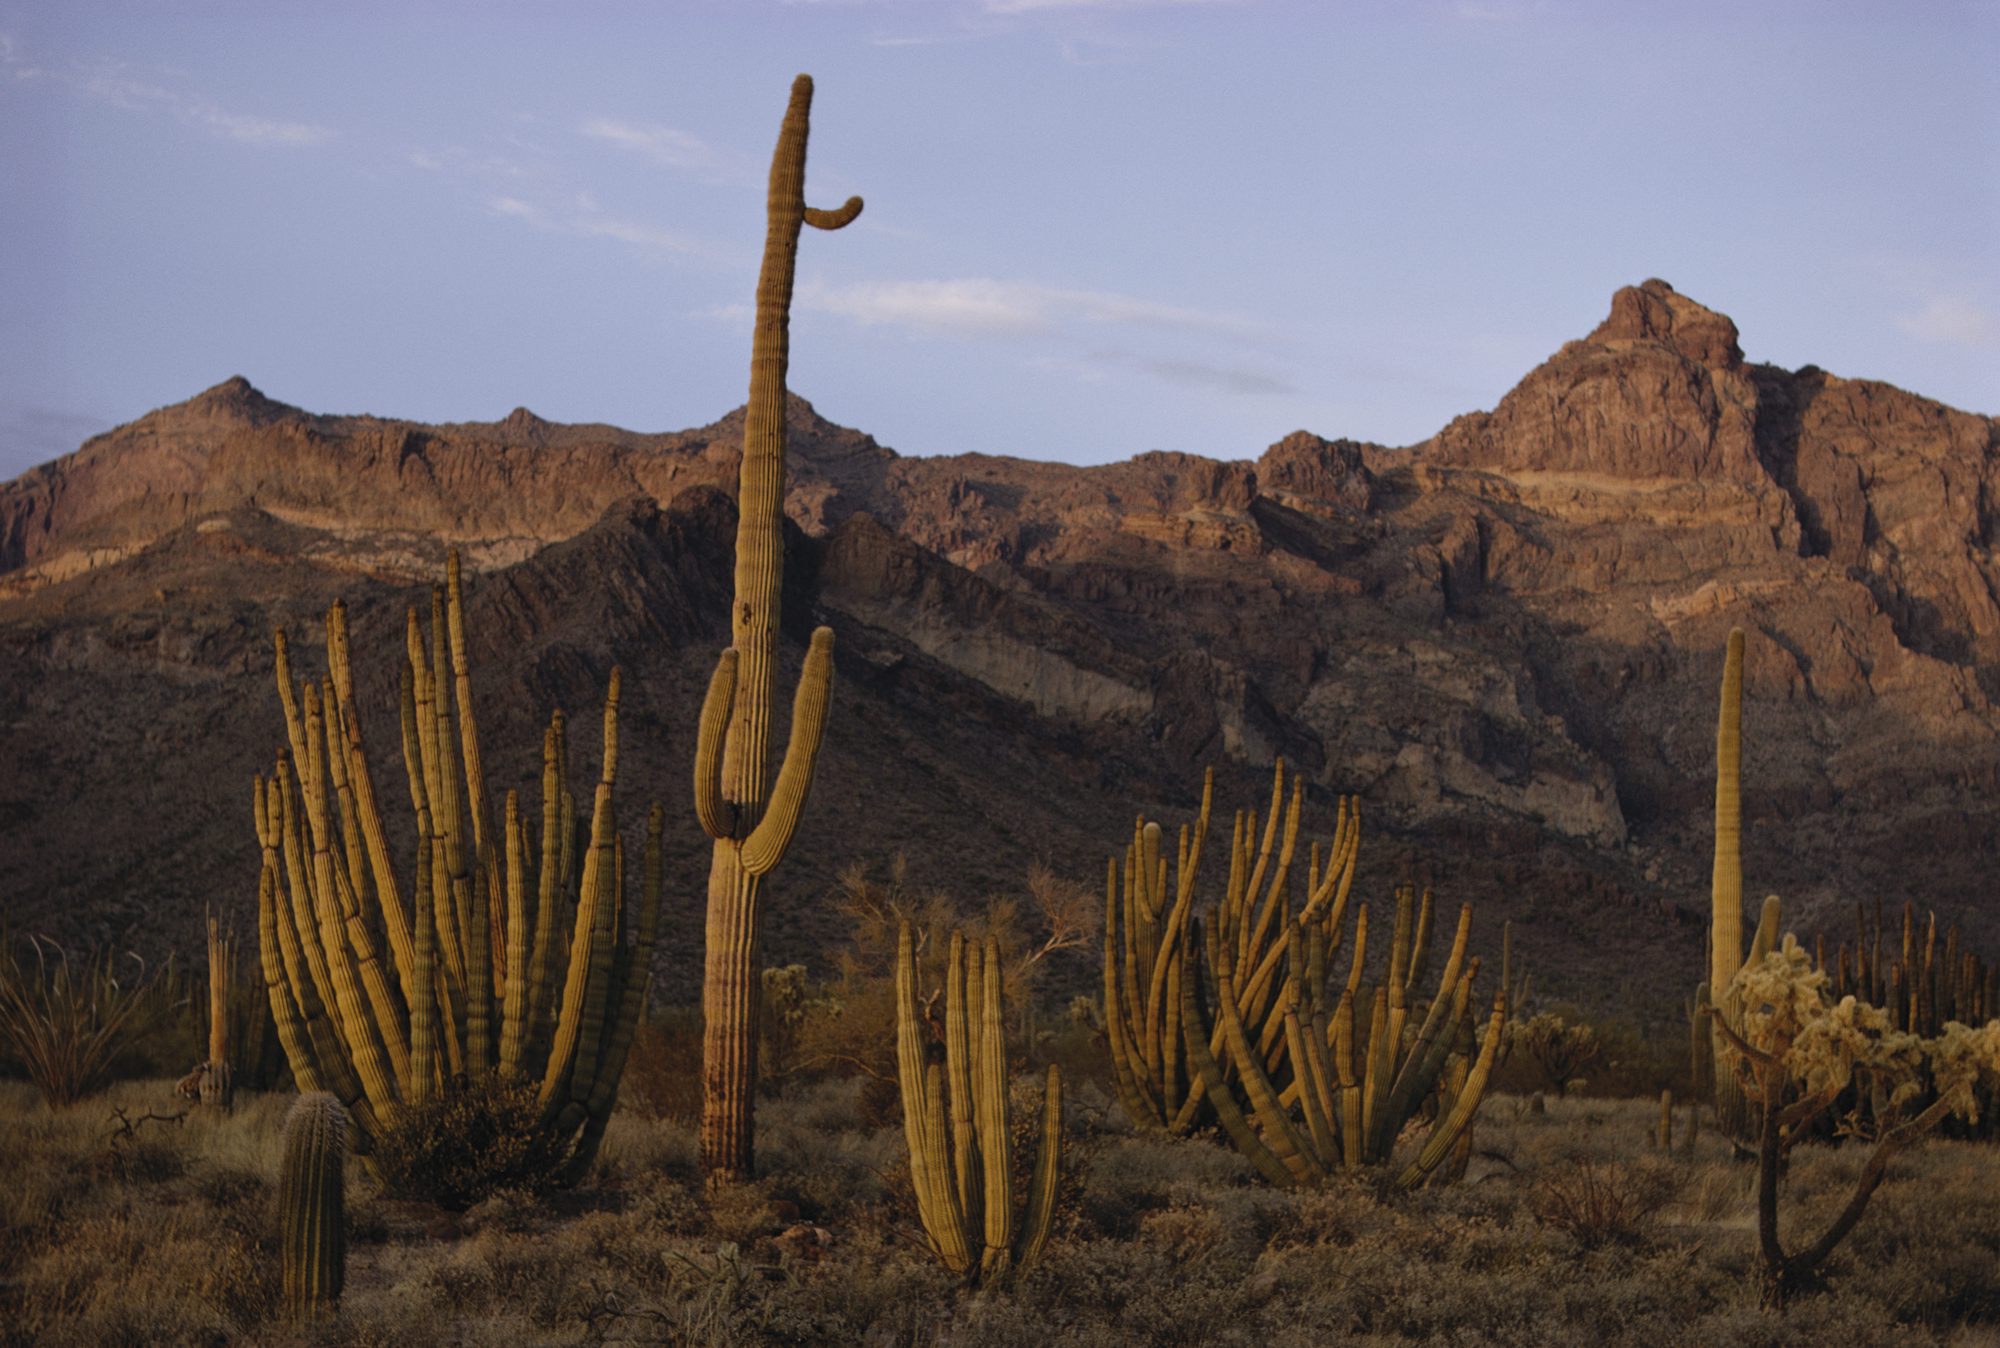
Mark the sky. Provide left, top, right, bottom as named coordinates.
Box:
left=2, top=1, right=1996, bottom=483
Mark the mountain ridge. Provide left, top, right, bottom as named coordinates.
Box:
left=4, top=279, right=1996, bottom=1025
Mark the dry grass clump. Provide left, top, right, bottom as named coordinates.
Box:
left=3, top=1083, right=1998, bottom=1345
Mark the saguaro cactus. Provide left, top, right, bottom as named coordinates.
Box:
left=201, top=907, right=235, bottom=1110
left=255, top=553, right=662, bottom=1179
left=894, top=923, right=1063, bottom=1282
left=280, top=1092, right=347, bottom=1322
left=696, top=73, right=860, bottom=1180
left=1708, top=626, right=1747, bottom=1134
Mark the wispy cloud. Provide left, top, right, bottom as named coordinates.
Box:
left=487, top=193, right=723, bottom=260
left=983, top=0, right=1238, bottom=12
left=1897, top=295, right=1999, bottom=349
left=799, top=277, right=1262, bottom=339
left=580, top=117, right=715, bottom=171
left=5, top=38, right=331, bottom=147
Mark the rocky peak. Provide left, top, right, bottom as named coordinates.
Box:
left=178, top=375, right=293, bottom=427
left=1256, top=431, right=1374, bottom=513
left=1587, top=278, right=1743, bottom=370
left=699, top=392, right=896, bottom=469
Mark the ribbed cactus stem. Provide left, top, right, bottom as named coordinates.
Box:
left=894, top=922, right=1063, bottom=1283
left=281, top=1092, right=347, bottom=1322
left=700, top=72, right=857, bottom=1182
left=202, top=907, right=234, bottom=1109
left=1711, top=627, right=1746, bottom=1130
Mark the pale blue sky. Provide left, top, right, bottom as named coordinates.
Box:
left=3, top=1, right=1995, bottom=482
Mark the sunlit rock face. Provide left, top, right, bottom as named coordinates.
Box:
left=3, top=281, right=1996, bottom=1023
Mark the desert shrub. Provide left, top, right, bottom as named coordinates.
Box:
left=0, top=936, right=170, bottom=1109
left=369, top=1074, right=571, bottom=1210
left=1530, top=1157, right=1681, bottom=1248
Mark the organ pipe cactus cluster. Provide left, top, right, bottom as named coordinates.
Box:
left=1184, top=880, right=1508, bottom=1189
left=280, top=1092, right=347, bottom=1322
left=1825, top=897, right=1995, bottom=1036
left=254, top=553, right=662, bottom=1177
left=1102, top=761, right=1360, bottom=1133
left=1110, top=762, right=1507, bottom=1187
left=894, top=923, right=1062, bottom=1282
left=697, top=73, right=858, bottom=1181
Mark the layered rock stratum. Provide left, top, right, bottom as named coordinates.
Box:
left=4, top=279, right=1995, bottom=1024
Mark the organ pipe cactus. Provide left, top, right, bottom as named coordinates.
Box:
left=696, top=73, right=858, bottom=1180
left=1181, top=880, right=1508, bottom=1189
left=1101, top=760, right=1360, bottom=1133
left=254, top=553, right=662, bottom=1177
left=280, top=1092, right=347, bottom=1322
left=894, top=923, right=1063, bottom=1282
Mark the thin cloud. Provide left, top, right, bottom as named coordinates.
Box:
left=1897, top=296, right=1999, bottom=349
left=9, top=41, right=332, bottom=147
left=799, top=277, right=1263, bottom=339
left=984, top=0, right=1238, bottom=12
left=1137, top=356, right=1295, bottom=396
left=487, top=193, right=721, bottom=260
left=580, top=117, right=715, bottom=170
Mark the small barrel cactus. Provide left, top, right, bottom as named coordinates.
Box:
left=280, top=1092, right=347, bottom=1321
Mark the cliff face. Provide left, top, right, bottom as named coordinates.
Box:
left=3, top=280, right=1995, bottom=1021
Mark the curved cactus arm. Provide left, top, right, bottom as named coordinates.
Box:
left=803, top=197, right=863, bottom=230
left=1208, top=923, right=1323, bottom=1182
left=1179, top=919, right=1295, bottom=1187
left=1013, top=1065, right=1063, bottom=1269
left=693, top=650, right=740, bottom=841
left=740, top=627, right=834, bottom=877
left=1397, top=992, right=1507, bottom=1190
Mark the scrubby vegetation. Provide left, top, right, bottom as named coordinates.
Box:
left=7, top=1075, right=2000, bottom=1345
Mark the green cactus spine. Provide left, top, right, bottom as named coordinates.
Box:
left=281, top=1092, right=347, bottom=1322
left=894, top=924, right=1063, bottom=1282
left=257, top=554, right=662, bottom=1179
left=696, top=73, right=859, bottom=1181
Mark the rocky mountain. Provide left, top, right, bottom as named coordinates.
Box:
left=3, top=279, right=1995, bottom=1027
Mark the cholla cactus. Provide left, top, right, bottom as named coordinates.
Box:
left=1513, top=1012, right=1601, bottom=1099
left=1706, top=936, right=2000, bottom=1309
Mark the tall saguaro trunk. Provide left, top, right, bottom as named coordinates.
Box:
left=697, top=74, right=860, bottom=1181
left=1709, top=627, right=1746, bottom=1134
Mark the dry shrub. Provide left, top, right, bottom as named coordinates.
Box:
left=368, top=1074, right=570, bottom=1210
left=1531, top=1156, right=1681, bottom=1248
